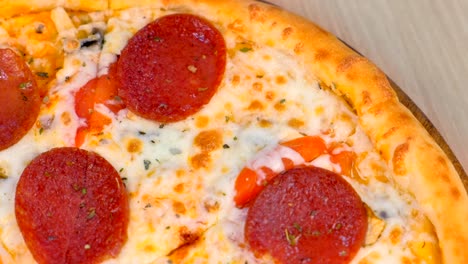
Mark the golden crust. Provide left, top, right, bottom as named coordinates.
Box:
left=2, top=0, right=467, bottom=263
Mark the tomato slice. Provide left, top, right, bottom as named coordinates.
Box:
left=74, top=74, right=124, bottom=147
left=234, top=136, right=327, bottom=208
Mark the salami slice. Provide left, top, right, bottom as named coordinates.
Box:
left=245, top=166, right=367, bottom=264
left=15, top=147, right=129, bottom=264
left=115, top=14, right=226, bottom=122
left=0, top=48, right=41, bottom=150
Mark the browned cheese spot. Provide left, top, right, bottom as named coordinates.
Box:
left=169, top=226, right=203, bottom=260
left=287, top=118, right=304, bottom=128
left=144, top=244, right=156, bottom=253
left=265, top=91, right=275, bottom=101
left=258, top=119, right=272, bottom=128
left=275, top=75, right=287, bottom=85
left=126, top=138, right=142, bottom=153
left=400, top=256, right=412, bottom=264
left=232, top=75, right=240, bottom=86
left=393, top=142, right=409, bottom=176
left=147, top=222, right=155, bottom=233
left=194, top=130, right=222, bottom=152
left=61, top=111, right=71, bottom=125
left=173, top=201, right=186, bottom=215
left=389, top=227, right=402, bottom=245
left=372, top=165, right=389, bottom=183
left=252, top=82, right=263, bottom=92
left=204, top=199, right=220, bottom=213
left=190, top=153, right=211, bottom=170
left=195, top=115, right=209, bottom=128
left=176, top=169, right=186, bottom=178
left=227, top=19, right=245, bottom=32
left=274, top=101, right=286, bottom=112
left=174, top=183, right=185, bottom=193
left=315, top=106, right=324, bottom=115
left=179, top=226, right=201, bottom=246
left=248, top=100, right=264, bottom=111
left=191, top=130, right=223, bottom=170
left=282, top=27, right=293, bottom=40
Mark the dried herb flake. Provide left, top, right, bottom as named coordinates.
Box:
left=143, top=160, right=151, bottom=170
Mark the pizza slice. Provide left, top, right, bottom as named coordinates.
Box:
left=0, top=1, right=466, bottom=264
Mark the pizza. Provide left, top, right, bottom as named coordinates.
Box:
left=0, top=0, right=467, bottom=263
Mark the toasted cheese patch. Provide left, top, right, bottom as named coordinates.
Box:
left=126, top=138, right=142, bottom=153
left=194, top=130, right=223, bottom=152
left=190, top=153, right=212, bottom=170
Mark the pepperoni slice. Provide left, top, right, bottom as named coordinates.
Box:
left=0, top=48, right=41, bottom=150
left=115, top=14, right=226, bottom=123
left=245, top=167, right=367, bottom=264
left=15, top=147, right=129, bottom=264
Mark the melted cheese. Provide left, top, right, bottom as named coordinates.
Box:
left=0, top=7, right=439, bottom=264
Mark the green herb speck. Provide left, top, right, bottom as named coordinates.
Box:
left=285, top=229, right=298, bottom=246
left=19, top=82, right=32, bottom=89
left=293, top=223, right=302, bottom=232
left=36, top=72, right=49, bottom=78
left=87, top=208, right=96, bottom=219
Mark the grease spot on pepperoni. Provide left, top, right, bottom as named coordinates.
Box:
left=15, top=147, right=129, bottom=264
left=245, top=166, right=367, bottom=264
left=115, top=14, right=226, bottom=123
left=0, top=48, right=41, bottom=150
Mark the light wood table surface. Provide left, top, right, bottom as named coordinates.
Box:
left=271, top=0, right=468, bottom=173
